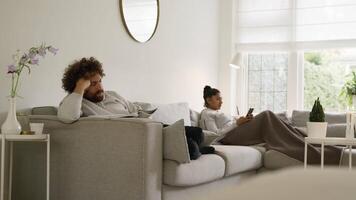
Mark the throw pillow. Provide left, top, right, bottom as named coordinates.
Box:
left=150, top=102, right=191, bottom=126
left=163, top=119, right=190, bottom=163
left=325, top=113, right=346, bottom=124
left=190, top=109, right=200, bottom=127
left=326, top=123, right=346, bottom=137
left=291, top=110, right=310, bottom=127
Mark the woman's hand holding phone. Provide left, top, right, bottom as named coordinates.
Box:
left=236, top=117, right=250, bottom=126
left=235, top=108, right=254, bottom=126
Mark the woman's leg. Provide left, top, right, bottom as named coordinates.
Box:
left=185, top=126, right=215, bottom=154
left=220, top=110, right=342, bottom=164
left=185, top=126, right=204, bottom=146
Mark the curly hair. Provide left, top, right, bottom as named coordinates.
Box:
left=62, top=57, right=105, bottom=93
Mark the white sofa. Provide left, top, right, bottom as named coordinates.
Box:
left=10, top=107, right=354, bottom=200
left=11, top=106, right=262, bottom=200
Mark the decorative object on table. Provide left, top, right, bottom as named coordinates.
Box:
left=307, top=97, right=327, bottom=138
left=340, top=71, right=356, bottom=110
left=1, top=44, right=58, bottom=135
left=30, top=123, right=44, bottom=135
left=20, top=130, right=35, bottom=135
left=16, top=112, right=30, bottom=133
left=345, top=112, right=356, bottom=139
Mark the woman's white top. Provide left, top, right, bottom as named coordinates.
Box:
left=199, top=108, right=237, bottom=135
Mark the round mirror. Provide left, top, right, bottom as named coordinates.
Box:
left=120, top=0, right=159, bottom=43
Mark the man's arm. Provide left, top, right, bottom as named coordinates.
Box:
left=57, top=93, right=83, bottom=123
left=107, top=91, right=140, bottom=114
left=57, top=78, right=90, bottom=123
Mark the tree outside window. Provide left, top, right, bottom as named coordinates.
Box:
left=304, top=49, right=356, bottom=112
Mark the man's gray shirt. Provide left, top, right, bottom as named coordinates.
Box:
left=57, top=91, right=142, bottom=123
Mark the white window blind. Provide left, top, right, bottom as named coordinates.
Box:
left=236, top=0, right=356, bottom=45
left=296, top=0, right=356, bottom=42
left=236, top=0, right=292, bottom=44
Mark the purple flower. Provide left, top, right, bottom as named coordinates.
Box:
left=29, top=58, right=39, bottom=65
left=19, top=54, right=29, bottom=65
left=48, top=46, right=59, bottom=55
left=7, top=64, right=17, bottom=73
left=38, top=47, right=46, bottom=57
left=28, top=51, right=37, bottom=59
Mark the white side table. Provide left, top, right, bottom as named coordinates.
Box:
left=304, top=137, right=356, bottom=170
left=0, top=134, right=50, bottom=200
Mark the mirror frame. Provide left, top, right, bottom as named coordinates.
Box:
left=120, top=0, right=160, bottom=43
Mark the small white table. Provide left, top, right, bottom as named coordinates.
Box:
left=0, top=134, right=50, bottom=200
left=304, top=137, right=356, bottom=170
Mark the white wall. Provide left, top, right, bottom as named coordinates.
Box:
left=0, top=0, right=221, bottom=122
left=218, top=0, right=234, bottom=115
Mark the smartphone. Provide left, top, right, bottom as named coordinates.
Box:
left=246, top=108, right=254, bottom=117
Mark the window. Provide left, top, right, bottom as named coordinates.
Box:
left=304, top=49, right=356, bottom=112
left=247, top=53, right=288, bottom=113
left=233, top=0, right=356, bottom=114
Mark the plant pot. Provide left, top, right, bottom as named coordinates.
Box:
left=1, top=97, right=21, bottom=134
left=353, top=95, right=356, bottom=110
left=307, top=122, right=327, bottom=138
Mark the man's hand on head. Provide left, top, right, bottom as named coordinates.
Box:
left=73, top=78, right=91, bottom=95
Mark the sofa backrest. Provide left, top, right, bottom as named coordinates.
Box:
left=291, top=110, right=346, bottom=127
left=291, top=110, right=347, bottom=138
left=31, top=106, right=58, bottom=115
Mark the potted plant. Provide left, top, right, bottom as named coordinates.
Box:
left=307, top=97, right=328, bottom=138
left=340, top=71, right=356, bottom=110
left=1, top=44, right=58, bottom=134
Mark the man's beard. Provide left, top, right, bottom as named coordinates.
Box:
left=84, top=90, right=104, bottom=103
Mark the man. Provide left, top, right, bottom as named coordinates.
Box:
left=57, top=57, right=148, bottom=123
left=58, top=57, right=214, bottom=159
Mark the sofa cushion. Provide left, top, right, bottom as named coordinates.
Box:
left=213, top=145, right=262, bottom=177
left=291, top=110, right=310, bottom=127
left=190, top=109, right=200, bottom=127
left=264, top=150, right=302, bottom=169
left=163, top=154, right=225, bottom=186
left=163, top=119, right=190, bottom=163
left=326, top=124, right=346, bottom=137
left=325, top=112, right=346, bottom=124
left=150, top=102, right=191, bottom=126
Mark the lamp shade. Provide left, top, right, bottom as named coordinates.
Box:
left=229, top=53, right=242, bottom=69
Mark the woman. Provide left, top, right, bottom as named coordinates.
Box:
left=200, top=85, right=342, bottom=164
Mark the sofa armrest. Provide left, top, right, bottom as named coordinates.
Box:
left=13, top=116, right=163, bottom=200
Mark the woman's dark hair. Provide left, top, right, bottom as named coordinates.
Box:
left=62, top=57, right=105, bottom=93
left=203, top=85, right=220, bottom=107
